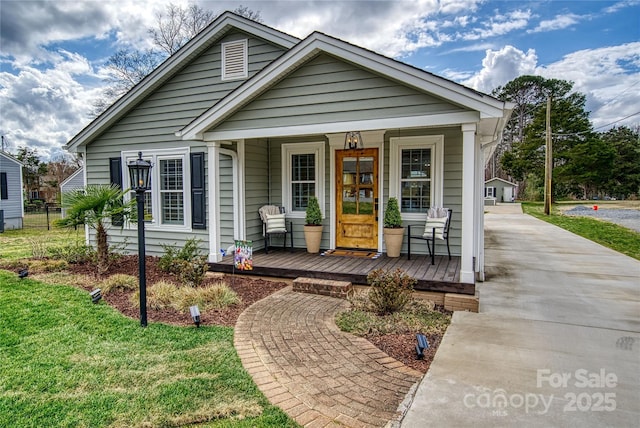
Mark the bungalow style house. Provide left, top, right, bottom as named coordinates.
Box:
left=0, top=150, right=24, bottom=232
left=65, top=12, right=512, bottom=285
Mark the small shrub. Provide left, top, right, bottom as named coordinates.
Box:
left=29, top=237, right=48, bottom=259
left=174, top=283, right=240, bottom=312
left=48, top=241, right=95, bottom=264
left=158, top=244, right=179, bottom=273
left=383, top=197, right=402, bottom=228
left=367, top=268, right=415, bottom=315
left=200, top=283, right=241, bottom=309
left=147, top=281, right=179, bottom=310
left=176, top=256, right=208, bottom=288
left=305, top=196, right=322, bottom=225
left=131, top=282, right=240, bottom=313
left=346, top=289, right=375, bottom=312
left=100, top=274, right=138, bottom=294
left=158, top=238, right=207, bottom=286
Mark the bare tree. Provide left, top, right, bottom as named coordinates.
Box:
left=92, top=3, right=261, bottom=117
left=92, top=49, right=162, bottom=116
left=149, top=3, right=217, bottom=55
left=234, top=5, right=262, bottom=23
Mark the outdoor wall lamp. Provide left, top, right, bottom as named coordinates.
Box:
left=344, top=131, right=364, bottom=150
left=190, top=305, right=201, bottom=327
left=127, top=152, right=152, bottom=327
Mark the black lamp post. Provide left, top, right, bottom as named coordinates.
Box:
left=128, top=152, right=152, bottom=327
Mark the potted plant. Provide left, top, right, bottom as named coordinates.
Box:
left=383, top=197, right=404, bottom=257
left=304, top=196, right=323, bottom=253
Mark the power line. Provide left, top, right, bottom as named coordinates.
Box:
left=552, top=111, right=640, bottom=137
left=595, top=79, right=640, bottom=110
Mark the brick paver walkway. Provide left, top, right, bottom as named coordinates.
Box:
left=234, top=287, right=422, bottom=428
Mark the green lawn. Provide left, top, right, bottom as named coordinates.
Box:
left=521, top=202, right=640, bottom=260
left=0, top=229, right=298, bottom=427
left=0, top=228, right=77, bottom=260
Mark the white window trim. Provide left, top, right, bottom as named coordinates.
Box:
left=389, top=135, right=444, bottom=222
left=485, top=186, right=496, bottom=198
left=281, top=142, right=325, bottom=219
left=122, top=147, right=191, bottom=231
left=221, top=39, right=248, bottom=81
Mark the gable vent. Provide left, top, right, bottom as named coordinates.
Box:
left=222, top=39, right=248, bottom=81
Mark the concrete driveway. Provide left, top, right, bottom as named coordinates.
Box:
left=401, top=204, right=640, bottom=427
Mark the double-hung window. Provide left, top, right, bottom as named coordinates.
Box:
left=485, top=187, right=496, bottom=198
left=123, top=148, right=190, bottom=230
left=282, top=142, right=325, bottom=216
left=389, top=135, right=444, bottom=219
left=159, top=158, right=184, bottom=224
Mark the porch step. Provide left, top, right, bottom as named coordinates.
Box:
left=293, top=277, right=352, bottom=299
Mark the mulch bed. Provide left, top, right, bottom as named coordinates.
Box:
left=13, top=255, right=443, bottom=374
left=67, top=255, right=289, bottom=327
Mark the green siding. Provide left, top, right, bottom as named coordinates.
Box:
left=244, top=139, right=269, bottom=249
left=212, top=54, right=466, bottom=132
left=384, top=128, right=463, bottom=256
left=219, top=153, right=235, bottom=250
left=84, top=32, right=286, bottom=256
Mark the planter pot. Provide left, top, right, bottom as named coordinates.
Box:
left=383, top=227, right=405, bottom=257
left=304, top=225, right=323, bottom=253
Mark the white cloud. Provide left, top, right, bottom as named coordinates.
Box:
left=0, top=56, right=102, bottom=159
left=0, top=0, right=637, bottom=161
left=461, top=42, right=640, bottom=129
left=529, top=13, right=580, bottom=33
left=603, top=0, right=640, bottom=14
left=463, top=45, right=538, bottom=92
left=460, top=9, right=532, bottom=41
left=270, top=1, right=446, bottom=57
left=536, top=42, right=640, bottom=129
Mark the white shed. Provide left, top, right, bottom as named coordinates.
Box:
left=485, top=177, right=517, bottom=204
left=0, top=151, right=24, bottom=231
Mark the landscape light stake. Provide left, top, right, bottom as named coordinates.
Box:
left=128, top=152, right=152, bottom=327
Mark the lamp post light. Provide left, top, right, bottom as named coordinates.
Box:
left=128, top=152, right=152, bottom=327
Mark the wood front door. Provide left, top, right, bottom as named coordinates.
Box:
left=336, top=148, right=379, bottom=249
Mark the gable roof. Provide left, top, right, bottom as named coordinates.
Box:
left=177, top=31, right=512, bottom=141
left=65, top=12, right=299, bottom=152
left=59, top=166, right=85, bottom=188
left=0, top=150, right=23, bottom=167
left=485, top=177, right=517, bottom=186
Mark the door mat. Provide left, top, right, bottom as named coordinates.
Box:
left=321, top=249, right=381, bottom=259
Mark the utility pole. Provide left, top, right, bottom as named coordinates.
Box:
left=544, top=96, right=552, bottom=215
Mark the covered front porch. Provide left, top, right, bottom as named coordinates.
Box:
left=209, top=249, right=472, bottom=295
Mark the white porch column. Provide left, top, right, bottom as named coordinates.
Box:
left=476, top=138, right=485, bottom=281
left=461, top=123, right=477, bottom=284
left=207, top=142, right=221, bottom=262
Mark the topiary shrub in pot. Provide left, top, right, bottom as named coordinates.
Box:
left=383, top=197, right=404, bottom=257
left=304, top=196, right=323, bottom=253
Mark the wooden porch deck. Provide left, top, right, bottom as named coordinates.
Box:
left=210, top=249, right=473, bottom=295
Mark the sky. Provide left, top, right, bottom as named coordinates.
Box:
left=1, top=0, right=639, bottom=161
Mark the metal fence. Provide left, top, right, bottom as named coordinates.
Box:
left=23, top=204, right=62, bottom=229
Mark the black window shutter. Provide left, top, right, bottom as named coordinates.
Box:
left=1, top=172, right=8, bottom=199
left=109, top=157, right=124, bottom=226
left=191, top=152, right=206, bottom=229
